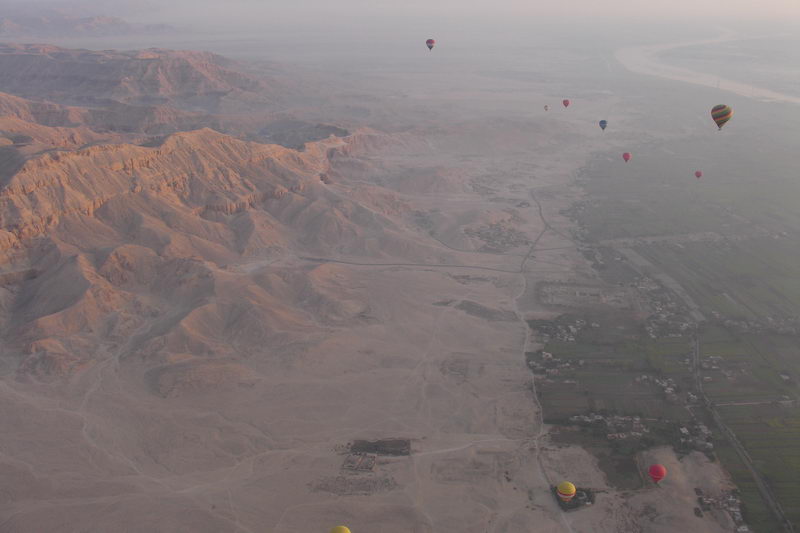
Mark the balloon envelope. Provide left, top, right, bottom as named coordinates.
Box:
left=330, top=527, right=351, bottom=533
left=426, top=39, right=435, bottom=50
left=622, top=152, right=632, bottom=162
left=695, top=170, right=703, bottom=179
left=562, top=99, right=570, bottom=108
left=711, top=104, right=733, bottom=129
left=557, top=481, right=577, bottom=502
left=544, top=105, right=550, bottom=111
left=599, top=120, right=608, bottom=130
left=649, top=464, right=667, bottom=483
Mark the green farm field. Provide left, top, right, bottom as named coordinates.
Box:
left=535, top=332, right=694, bottom=422
left=634, top=239, right=800, bottom=321
left=717, top=403, right=800, bottom=530
left=713, top=435, right=783, bottom=533
left=698, top=326, right=799, bottom=403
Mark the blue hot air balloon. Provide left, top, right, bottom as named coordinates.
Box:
left=599, top=120, right=608, bottom=131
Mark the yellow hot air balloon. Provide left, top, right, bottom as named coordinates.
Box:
left=556, top=481, right=577, bottom=503
left=330, top=527, right=351, bottom=533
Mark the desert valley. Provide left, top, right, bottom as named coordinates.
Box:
left=0, top=11, right=799, bottom=533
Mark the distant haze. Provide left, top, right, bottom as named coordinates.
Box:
left=150, top=0, right=800, bottom=21
left=9, top=0, right=800, bottom=30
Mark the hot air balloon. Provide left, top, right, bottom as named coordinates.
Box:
left=426, top=39, right=435, bottom=51
left=330, top=527, right=351, bottom=533
left=599, top=120, right=608, bottom=131
left=648, top=464, right=667, bottom=484
left=556, top=481, right=577, bottom=503
left=695, top=170, right=703, bottom=179
left=622, top=152, right=632, bottom=163
left=711, top=104, right=733, bottom=130
left=544, top=105, right=550, bottom=111
left=562, top=99, right=570, bottom=108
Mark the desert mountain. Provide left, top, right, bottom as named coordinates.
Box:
left=0, top=44, right=274, bottom=113
left=0, top=87, right=232, bottom=141
left=0, top=124, right=440, bottom=386
left=0, top=6, right=171, bottom=38
left=0, top=43, right=353, bottom=145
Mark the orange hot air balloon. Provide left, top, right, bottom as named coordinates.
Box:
left=562, top=99, right=570, bottom=108
left=649, top=464, right=667, bottom=483
left=622, top=152, right=632, bottom=163
left=695, top=170, right=703, bottom=179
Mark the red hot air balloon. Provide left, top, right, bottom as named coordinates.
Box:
left=562, top=99, right=570, bottom=108
left=426, top=39, right=435, bottom=51
left=622, top=152, right=632, bottom=163
left=649, top=464, right=667, bottom=483
left=695, top=170, right=703, bottom=179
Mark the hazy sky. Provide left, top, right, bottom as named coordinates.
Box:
left=139, top=0, right=800, bottom=18
left=147, top=0, right=800, bottom=27
left=13, top=0, right=800, bottom=27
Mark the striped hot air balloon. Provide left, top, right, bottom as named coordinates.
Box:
left=556, top=481, right=577, bottom=503
left=711, top=104, right=733, bottom=130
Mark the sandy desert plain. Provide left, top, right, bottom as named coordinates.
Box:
left=0, top=24, right=797, bottom=533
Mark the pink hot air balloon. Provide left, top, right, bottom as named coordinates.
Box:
left=695, top=170, right=703, bottom=179
left=622, top=152, right=632, bottom=163
left=426, top=39, right=435, bottom=51
left=562, top=99, right=570, bottom=108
